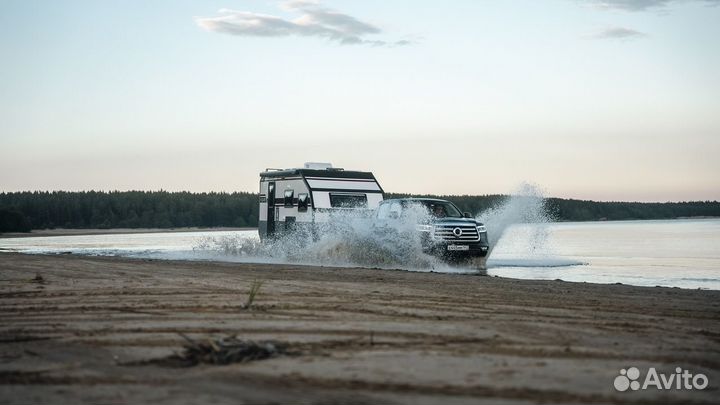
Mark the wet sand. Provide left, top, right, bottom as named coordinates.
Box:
left=0, top=252, right=718, bottom=404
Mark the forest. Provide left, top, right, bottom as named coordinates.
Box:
left=1, top=190, right=718, bottom=232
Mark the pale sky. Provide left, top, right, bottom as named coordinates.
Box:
left=1, top=0, right=719, bottom=202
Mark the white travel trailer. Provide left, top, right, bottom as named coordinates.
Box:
left=258, top=163, right=384, bottom=240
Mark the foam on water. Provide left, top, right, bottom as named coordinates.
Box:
left=487, top=257, right=587, bottom=268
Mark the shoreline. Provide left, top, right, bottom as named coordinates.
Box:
left=0, top=252, right=717, bottom=404
left=2, top=216, right=718, bottom=239
left=0, top=227, right=257, bottom=238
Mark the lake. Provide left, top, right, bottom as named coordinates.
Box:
left=1, top=219, right=718, bottom=290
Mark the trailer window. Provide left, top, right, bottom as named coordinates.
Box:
left=298, top=193, right=309, bottom=212
left=330, top=194, right=367, bottom=208
left=284, top=189, right=294, bottom=207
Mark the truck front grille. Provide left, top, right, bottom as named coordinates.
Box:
left=433, top=224, right=480, bottom=241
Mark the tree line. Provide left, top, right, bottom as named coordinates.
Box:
left=387, top=193, right=720, bottom=222
left=0, top=191, right=258, bottom=232
left=1, top=191, right=718, bottom=233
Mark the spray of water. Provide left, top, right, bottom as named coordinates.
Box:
left=194, top=204, right=449, bottom=271
left=477, top=182, right=551, bottom=256
left=194, top=183, right=554, bottom=272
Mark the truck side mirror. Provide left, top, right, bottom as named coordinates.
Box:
left=463, top=212, right=472, bottom=218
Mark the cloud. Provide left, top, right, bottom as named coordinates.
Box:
left=587, top=27, right=648, bottom=39
left=579, top=1, right=719, bottom=40
left=583, top=0, right=720, bottom=11
left=195, top=1, right=411, bottom=47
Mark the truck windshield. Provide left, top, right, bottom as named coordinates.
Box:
left=414, top=201, right=463, bottom=218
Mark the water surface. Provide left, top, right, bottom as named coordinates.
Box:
left=1, top=219, right=718, bottom=290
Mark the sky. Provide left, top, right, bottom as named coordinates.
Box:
left=1, top=0, right=719, bottom=202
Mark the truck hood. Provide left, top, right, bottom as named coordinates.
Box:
left=431, top=218, right=483, bottom=226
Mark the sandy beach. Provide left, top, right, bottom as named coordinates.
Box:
left=0, top=252, right=718, bottom=404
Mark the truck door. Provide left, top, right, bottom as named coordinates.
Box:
left=267, top=182, right=276, bottom=237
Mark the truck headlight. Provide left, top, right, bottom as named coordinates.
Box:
left=476, top=225, right=487, bottom=233
left=416, top=224, right=433, bottom=232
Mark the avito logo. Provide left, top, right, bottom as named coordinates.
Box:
left=614, top=367, right=709, bottom=392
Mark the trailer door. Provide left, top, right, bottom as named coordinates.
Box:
left=267, top=181, right=276, bottom=237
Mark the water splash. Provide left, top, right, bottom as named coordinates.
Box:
left=479, top=183, right=588, bottom=270
left=194, top=206, right=451, bottom=271
left=477, top=182, right=551, bottom=255
left=195, top=183, right=558, bottom=272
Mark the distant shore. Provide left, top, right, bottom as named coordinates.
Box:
left=0, top=227, right=256, bottom=239
left=4, top=191, right=719, bottom=233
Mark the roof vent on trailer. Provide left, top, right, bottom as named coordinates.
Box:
left=304, top=162, right=342, bottom=170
